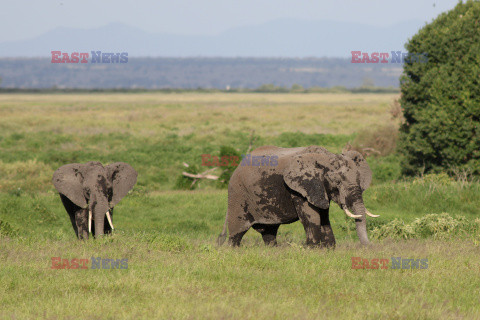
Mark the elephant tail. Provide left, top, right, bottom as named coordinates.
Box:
left=216, top=213, right=228, bottom=246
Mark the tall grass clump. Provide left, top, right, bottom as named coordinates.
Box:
left=368, top=172, right=480, bottom=217
left=371, top=213, right=480, bottom=240
left=350, top=124, right=398, bottom=157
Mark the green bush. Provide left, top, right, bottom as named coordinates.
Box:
left=398, top=1, right=480, bottom=176
left=370, top=218, right=415, bottom=240
left=412, top=172, right=453, bottom=186
left=371, top=213, right=480, bottom=240
left=217, top=146, right=241, bottom=189
left=175, top=146, right=241, bottom=189
left=174, top=163, right=201, bottom=190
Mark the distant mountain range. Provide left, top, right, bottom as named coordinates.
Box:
left=0, top=19, right=426, bottom=58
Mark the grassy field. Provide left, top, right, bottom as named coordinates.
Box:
left=0, top=93, right=479, bottom=319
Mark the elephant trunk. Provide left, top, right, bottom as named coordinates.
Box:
left=91, top=193, right=109, bottom=238
left=94, top=210, right=105, bottom=237
left=352, top=201, right=369, bottom=246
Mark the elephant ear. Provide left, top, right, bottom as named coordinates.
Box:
left=342, top=150, right=372, bottom=191
left=52, top=163, right=87, bottom=208
left=106, top=162, right=138, bottom=208
left=283, top=154, right=330, bottom=209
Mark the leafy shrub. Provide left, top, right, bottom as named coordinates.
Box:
left=370, top=213, right=480, bottom=240
left=412, top=172, right=453, bottom=186
left=412, top=213, right=469, bottom=239
left=398, top=1, right=480, bottom=176
left=370, top=218, right=415, bottom=240
left=217, top=146, right=241, bottom=189
left=175, top=146, right=241, bottom=189
left=174, top=163, right=201, bottom=190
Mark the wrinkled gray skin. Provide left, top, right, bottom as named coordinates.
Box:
left=218, top=146, right=373, bottom=247
left=52, top=161, right=137, bottom=239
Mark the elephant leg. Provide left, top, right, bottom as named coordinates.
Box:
left=226, top=184, right=255, bottom=246
left=252, top=224, right=280, bottom=246
left=319, top=208, right=336, bottom=248
left=290, top=192, right=323, bottom=246
left=67, top=210, right=78, bottom=238
left=60, top=194, right=87, bottom=239
left=229, top=229, right=249, bottom=247
left=75, top=208, right=89, bottom=240
left=226, top=209, right=253, bottom=247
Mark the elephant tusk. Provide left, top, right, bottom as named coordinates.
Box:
left=366, top=210, right=380, bottom=218
left=106, top=211, right=114, bottom=230
left=88, top=210, right=92, bottom=233
left=344, top=208, right=362, bottom=219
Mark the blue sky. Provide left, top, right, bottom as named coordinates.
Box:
left=0, top=0, right=461, bottom=42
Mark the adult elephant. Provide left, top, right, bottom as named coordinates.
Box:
left=217, top=146, right=378, bottom=247
left=52, top=161, right=137, bottom=239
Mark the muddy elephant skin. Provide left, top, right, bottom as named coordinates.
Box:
left=218, top=146, right=377, bottom=247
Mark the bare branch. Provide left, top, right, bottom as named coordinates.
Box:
left=200, top=167, right=218, bottom=175
left=182, top=172, right=219, bottom=180
left=190, top=179, right=197, bottom=188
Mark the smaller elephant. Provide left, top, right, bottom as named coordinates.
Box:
left=52, top=161, right=137, bottom=239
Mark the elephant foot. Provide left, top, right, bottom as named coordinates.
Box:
left=252, top=224, right=280, bottom=246
left=262, top=235, right=278, bottom=246
left=320, top=225, right=336, bottom=249
left=321, top=241, right=336, bottom=249
left=228, top=230, right=248, bottom=247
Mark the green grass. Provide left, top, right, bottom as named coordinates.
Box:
left=1, top=190, right=479, bottom=319
left=0, top=92, right=394, bottom=192
left=0, top=93, right=479, bottom=319
left=2, top=236, right=479, bottom=319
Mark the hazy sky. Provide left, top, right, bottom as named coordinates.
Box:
left=0, top=0, right=461, bottom=42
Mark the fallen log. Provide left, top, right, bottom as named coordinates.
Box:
left=182, top=172, right=219, bottom=180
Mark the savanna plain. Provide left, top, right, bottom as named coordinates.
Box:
left=0, top=93, right=479, bottom=319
